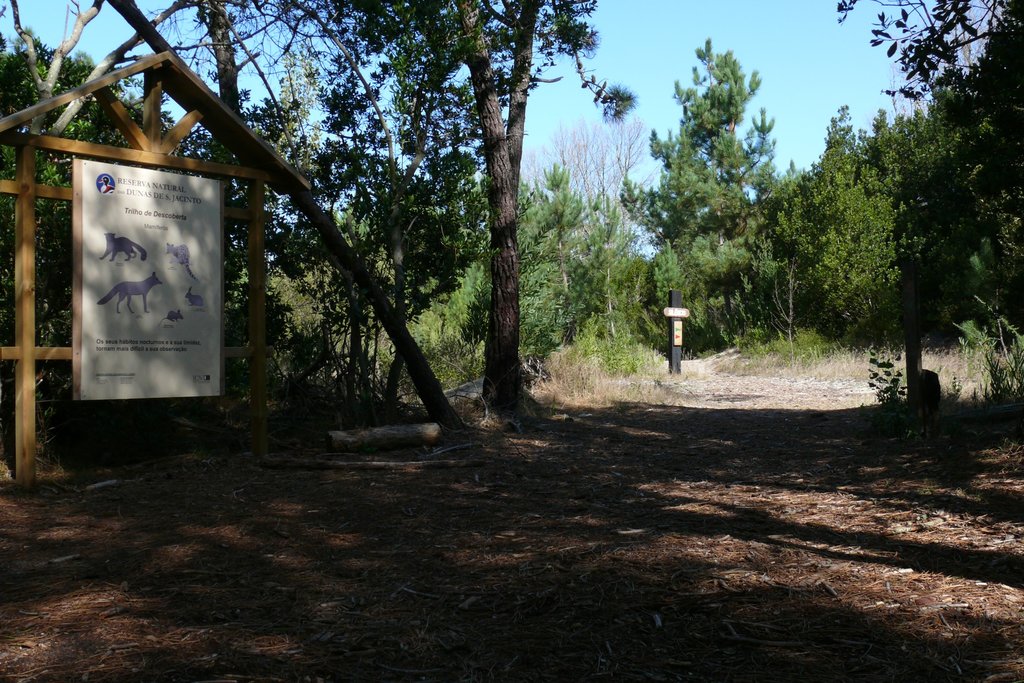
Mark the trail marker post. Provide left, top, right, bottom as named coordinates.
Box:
left=664, top=289, right=690, bottom=374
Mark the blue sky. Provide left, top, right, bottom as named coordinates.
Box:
left=6, top=1, right=900, bottom=172
left=523, top=1, right=901, bottom=171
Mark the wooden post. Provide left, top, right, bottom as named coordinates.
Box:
left=901, top=258, right=923, bottom=431
left=667, top=289, right=682, bottom=374
left=14, top=145, right=37, bottom=487
left=143, top=68, right=163, bottom=150
left=247, top=180, right=268, bottom=458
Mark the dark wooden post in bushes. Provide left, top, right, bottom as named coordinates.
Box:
left=901, top=258, right=924, bottom=431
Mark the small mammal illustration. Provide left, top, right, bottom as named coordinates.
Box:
left=162, top=309, right=184, bottom=324
left=185, top=287, right=204, bottom=307
left=166, top=243, right=197, bottom=280
left=99, top=232, right=147, bottom=262
left=921, top=368, right=941, bottom=437
left=96, top=272, right=162, bottom=314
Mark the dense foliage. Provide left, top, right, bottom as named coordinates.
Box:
left=2, top=0, right=1022, bottom=457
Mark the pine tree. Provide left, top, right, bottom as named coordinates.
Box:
left=634, top=39, right=775, bottom=338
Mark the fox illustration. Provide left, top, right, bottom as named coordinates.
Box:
left=96, top=272, right=162, bottom=314
left=184, top=286, right=204, bottom=308
left=162, top=309, right=184, bottom=324
left=99, top=232, right=147, bottom=262
left=166, top=243, right=197, bottom=280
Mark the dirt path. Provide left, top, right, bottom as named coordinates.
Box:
left=665, top=359, right=874, bottom=410
left=2, top=367, right=1022, bottom=682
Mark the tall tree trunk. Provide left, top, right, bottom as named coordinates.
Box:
left=107, top=0, right=462, bottom=429
left=198, top=1, right=241, bottom=113
left=483, top=162, right=522, bottom=412
left=384, top=210, right=409, bottom=420
left=344, top=271, right=364, bottom=426
left=382, top=354, right=405, bottom=421
left=456, top=0, right=540, bottom=413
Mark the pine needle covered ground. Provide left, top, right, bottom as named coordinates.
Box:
left=2, top=361, right=1022, bottom=682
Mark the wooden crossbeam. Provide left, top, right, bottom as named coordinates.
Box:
left=0, top=347, right=73, bottom=361
left=0, top=53, right=168, bottom=135
left=0, top=131, right=277, bottom=184
left=93, top=87, right=149, bottom=151
left=161, top=110, right=203, bottom=153
left=0, top=346, right=257, bottom=360
left=0, top=179, right=71, bottom=200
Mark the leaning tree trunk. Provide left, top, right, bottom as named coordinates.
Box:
left=291, top=192, right=462, bottom=428
left=107, top=0, right=463, bottom=429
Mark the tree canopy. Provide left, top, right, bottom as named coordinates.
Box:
left=1, top=0, right=1022, bottom=457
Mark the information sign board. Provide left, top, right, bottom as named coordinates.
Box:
left=74, top=160, right=223, bottom=400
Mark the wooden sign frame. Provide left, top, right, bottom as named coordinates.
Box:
left=0, top=53, right=309, bottom=487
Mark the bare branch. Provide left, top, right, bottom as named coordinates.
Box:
left=480, top=0, right=515, bottom=28
left=218, top=7, right=296, bottom=150
left=42, top=0, right=104, bottom=100
left=10, top=0, right=46, bottom=96
left=49, top=0, right=196, bottom=136
left=287, top=4, right=400, bottom=185
left=13, top=0, right=106, bottom=133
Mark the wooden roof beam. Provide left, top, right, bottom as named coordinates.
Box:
left=155, top=58, right=309, bottom=191
left=143, top=68, right=164, bottom=148
left=0, top=53, right=168, bottom=135
left=0, top=49, right=311, bottom=193
left=161, top=109, right=203, bottom=153
left=93, top=87, right=149, bottom=151
left=0, top=130, right=278, bottom=184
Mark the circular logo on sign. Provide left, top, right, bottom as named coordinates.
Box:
left=95, top=173, right=116, bottom=194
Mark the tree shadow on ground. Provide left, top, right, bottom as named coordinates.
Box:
left=1, top=400, right=1022, bottom=681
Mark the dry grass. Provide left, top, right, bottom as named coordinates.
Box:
left=710, top=347, right=984, bottom=403
left=531, top=346, right=670, bottom=410
left=534, top=346, right=988, bottom=413
left=714, top=347, right=871, bottom=379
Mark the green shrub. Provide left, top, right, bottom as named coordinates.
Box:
left=956, top=307, right=1024, bottom=404
left=981, top=339, right=1024, bottom=403
left=738, top=327, right=836, bottom=361
left=867, top=349, right=912, bottom=437
left=412, top=308, right=485, bottom=389
left=563, top=323, right=663, bottom=376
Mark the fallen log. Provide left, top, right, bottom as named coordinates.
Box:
left=326, top=423, right=442, bottom=451
left=260, top=455, right=484, bottom=470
